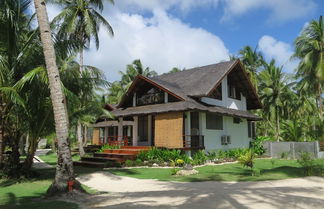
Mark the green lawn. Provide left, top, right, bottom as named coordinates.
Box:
left=0, top=156, right=100, bottom=209
left=109, top=159, right=317, bottom=182
left=39, top=153, right=80, bottom=166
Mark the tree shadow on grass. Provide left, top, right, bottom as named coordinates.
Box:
left=1, top=192, right=79, bottom=209
left=0, top=166, right=102, bottom=188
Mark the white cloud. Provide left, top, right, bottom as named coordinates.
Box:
left=258, top=35, right=298, bottom=73
left=221, top=0, right=316, bottom=23
left=116, top=0, right=219, bottom=14
left=83, top=9, right=229, bottom=81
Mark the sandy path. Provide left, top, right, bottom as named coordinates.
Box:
left=78, top=171, right=324, bottom=209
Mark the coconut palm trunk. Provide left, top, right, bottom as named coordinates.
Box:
left=33, top=0, right=83, bottom=194
left=77, top=121, right=85, bottom=157
left=77, top=46, right=86, bottom=157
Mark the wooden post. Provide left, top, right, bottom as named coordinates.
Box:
left=118, top=117, right=123, bottom=142
left=133, top=116, right=138, bottom=146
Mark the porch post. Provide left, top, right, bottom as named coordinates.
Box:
left=104, top=127, right=108, bottom=144
left=184, top=112, right=191, bottom=156
left=133, top=116, right=138, bottom=146
left=148, top=115, right=152, bottom=146
left=118, top=117, right=123, bottom=141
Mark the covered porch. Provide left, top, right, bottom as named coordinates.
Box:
left=92, top=111, right=205, bottom=150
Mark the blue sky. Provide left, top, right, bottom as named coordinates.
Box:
left=47, top=0, right=324, bottom=81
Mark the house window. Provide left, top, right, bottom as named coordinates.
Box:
left=248, top=121, right=256, bottom=138
left=228, top=82, right=241, bottom=100
left=206, top=113, right=223, bottom=130
left=233, top=117, right=241, bottom=124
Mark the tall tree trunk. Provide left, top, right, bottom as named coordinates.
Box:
left=33, top=0, right=83, bottom=195
left=318, top=84, right=323, bottom=121
left=77, top=121, right=85, bottom=157
left=77, top=48, right=86, bottom=156
left=22, top=136, right=38, bottom=171
left=83, top=126, right=88, bottom=146
left=276, top=106, right=280, bottom=142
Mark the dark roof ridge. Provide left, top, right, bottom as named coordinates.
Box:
left=153, top=60, right=236, bottom=79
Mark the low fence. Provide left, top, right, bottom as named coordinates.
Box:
left=263, top=141, right=324, bottom=159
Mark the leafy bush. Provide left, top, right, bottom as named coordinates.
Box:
left=214, top=148, right=249, bottom=160
left=135, top=159, right=143, bottom=166
left=125, top=159, right=134, bottom=167
left=238, top=149, right=256, bottom=170
left=176, top=159, right=184, bottom=166
left=137, top=148, right=189, bottom=163
left=297, top=152, right=315, bottom=176
left=99, top=144, right=120, bottom=152
left=171, top=168, right=180, bottom=175
left=227, top=148, right=249, bottom=159
left=250, top=137, right=266, bottom=155
left=206, top=150, right=218, bottom=160
left=193, top=150, right=207, bottom=165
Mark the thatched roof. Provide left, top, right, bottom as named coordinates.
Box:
left=112, top=101, right=261, bottom=120
left=111, top=60, right=262, bottom=121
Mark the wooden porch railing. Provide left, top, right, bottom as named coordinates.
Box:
left=99, top=136, right=131, bottom=146
left=183, top=135, right=204, bottom=149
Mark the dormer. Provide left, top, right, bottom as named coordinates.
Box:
left=118, top=75, right=184, bottom=108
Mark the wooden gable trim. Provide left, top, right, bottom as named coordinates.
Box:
left=117, top=75, right=185, bottom=108
left=236, top=61, right=262, bottom=109
left=206, top=59, right=262, bottom=109
left=207, top=60, right=238, bottom=97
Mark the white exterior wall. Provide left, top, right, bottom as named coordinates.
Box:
left=199, top=112, right=252, bottom=151
left=200, top=75, right=247, bottom=111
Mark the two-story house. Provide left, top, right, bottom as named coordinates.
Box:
left=92, top=60, right=262, bottom=152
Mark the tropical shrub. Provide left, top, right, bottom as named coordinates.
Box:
left=250, top=138, right=266, bottom=155
left=238, top=149, right=256, bottom=170
left=297, top=152, right=315, bottom=176
left=192, top=150, right=208, bottom=165
left=206, top=150, right=218, bottom=161
left=125, top=159, right=134, bottom=167
left=135, top=159, right=143, bottom=166
left=137, top=148, right=189, bottom=163
left=171, top=168, right=180, bottom=175
left=176, top=159, right=185, bottom=166
left=99, top=144, right=120, bottom=152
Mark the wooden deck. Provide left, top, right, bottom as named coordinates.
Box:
left=73, top=146, right=151, bottom=168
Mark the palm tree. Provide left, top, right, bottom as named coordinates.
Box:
left=258, top=60, right=290, bottom=141
left=0, top=0, right=34, bottom=171
left=238, top=46, right=264, bottom=88
left=120, top=59, right=157, bottom=90
left=294, top=16, right=324, bottom=119
left=33, top=0, right=82, bottom=194
left=52, top=0, right=114, bottom=70
left=58, top=56, right=109, bottom=156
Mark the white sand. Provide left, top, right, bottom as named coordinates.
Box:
left=77, top=171, right=324, bottom=209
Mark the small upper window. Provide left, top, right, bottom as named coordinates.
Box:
left=206, top=113, right=223, bottom=130
left=228, top=84, right=241, bottom=100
